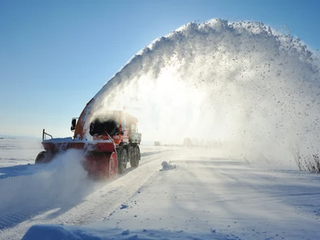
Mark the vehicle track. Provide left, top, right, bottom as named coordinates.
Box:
left=0, top=149, right=176, bottom=240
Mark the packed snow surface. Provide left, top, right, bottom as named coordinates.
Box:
left=0, top=138, right=320, bottom=239
left=1, top=19, right=320, bottom=239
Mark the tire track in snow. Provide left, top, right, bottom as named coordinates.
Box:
left=49, top=149, right=176, bottom=226
left=0, top=149, right=176, bottom=240
left=0, top=168, right=94, bottom=230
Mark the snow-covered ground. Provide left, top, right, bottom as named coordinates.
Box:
left=0, top=137, right=319, bottom=240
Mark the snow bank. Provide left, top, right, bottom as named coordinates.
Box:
left=22, top=224, right=237, bottom=240
left=160, top=161, right=176, bottom=171
left=78, top=19, right=320, bottom=167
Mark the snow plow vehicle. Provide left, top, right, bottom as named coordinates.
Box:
left=35, top=98, right=141, bottom=179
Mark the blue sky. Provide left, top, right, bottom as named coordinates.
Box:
left=1, top=0, right=320, bottom=138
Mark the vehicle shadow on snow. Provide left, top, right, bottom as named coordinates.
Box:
left=0, top=161, right=115, bottom=230
left=0, top=149, right=161, bottom=230
left=0, top=173, right=108, bottom=230
left=0, top=161, right=144, bottom=230
left=0, top=163, right=41, bottom=179
left=33, top=166, right=140, bottom=221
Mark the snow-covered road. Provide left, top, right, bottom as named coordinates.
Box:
left=0, top=140, right=174, bottom=239
left=0, top=139, right=320, bottom=240
left=94, top=149, right=320, bottom=240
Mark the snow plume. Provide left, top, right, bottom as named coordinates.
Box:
left=43, top=149, right=89, bottom=198
left=0, top=150, right=97, bottom=223
left=87, top=19, right=320, bottom=164
left=32, top=149, right=104, bottom=206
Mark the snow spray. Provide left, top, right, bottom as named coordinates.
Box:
left=0, top=150, right=98, bottom=219
left=86, top=19, right=320, bottom=163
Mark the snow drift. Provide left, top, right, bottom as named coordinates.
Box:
left=83, top=19, right=319, bottom=165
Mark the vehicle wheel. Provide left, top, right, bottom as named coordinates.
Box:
left=118, top=148, right=127, bottom=174
left=129, top=147, right=135, bottom=167
left=136, top=145, right=141, bottom=161
left=130, top=146, right=140, bottom=168
left=35, top=151, right=51, bottom=164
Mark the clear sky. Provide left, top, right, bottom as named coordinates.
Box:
left=1, top=0, right=320, bottom=138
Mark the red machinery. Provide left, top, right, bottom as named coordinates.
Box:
left=35, top=98, right=141, bottom=179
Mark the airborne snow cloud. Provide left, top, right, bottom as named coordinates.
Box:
left=82, top=19, right=320, bottom=165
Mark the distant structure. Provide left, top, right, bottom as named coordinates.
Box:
left=154, top=141, right=161, bottom=146
left=183, top=138, right=193, bottom=147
